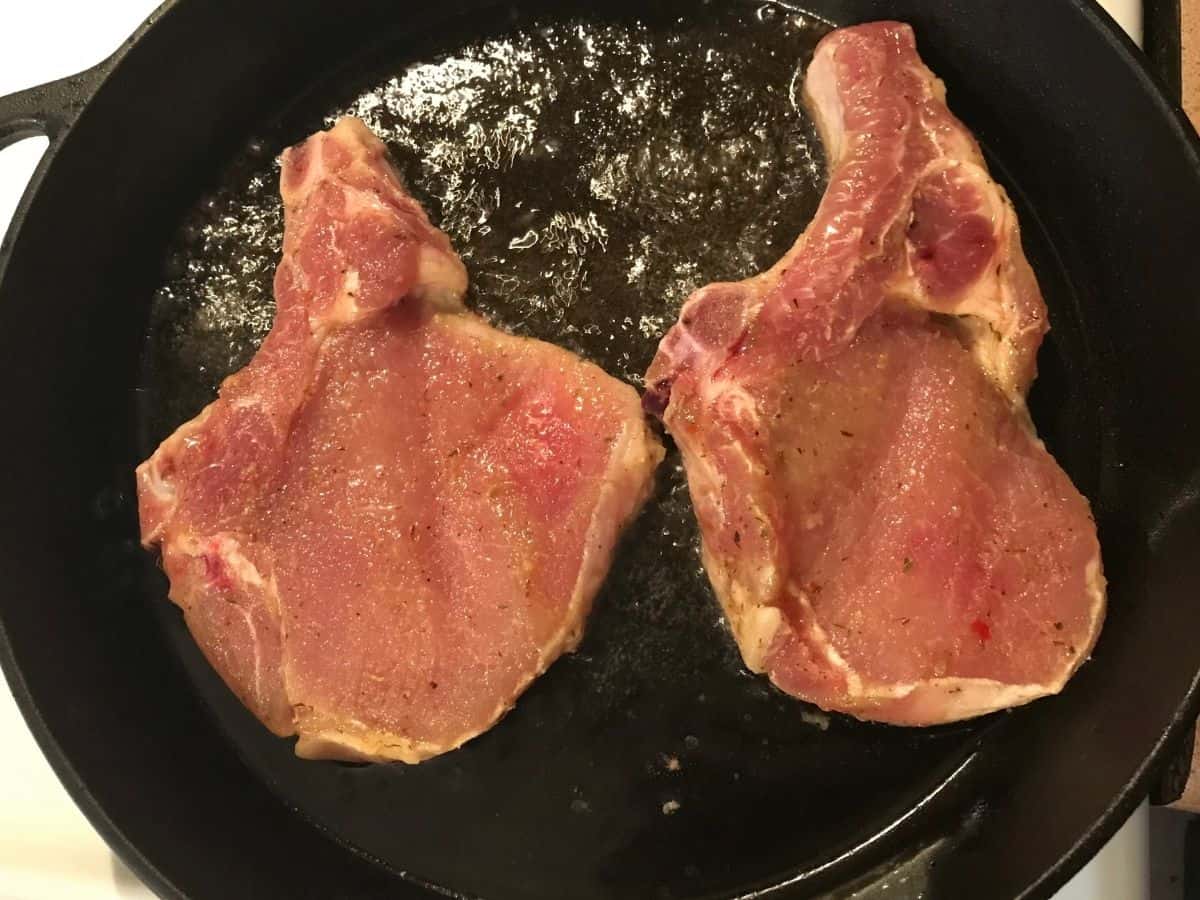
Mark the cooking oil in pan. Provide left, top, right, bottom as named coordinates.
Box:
left=144, top=3, right=828, bottom=431
left=142, top=0, right=830, bottom=686
left=140, top=6, right=989, bottom=896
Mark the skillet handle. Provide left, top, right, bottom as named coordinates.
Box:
left=0, top=61, right=109, bottom=151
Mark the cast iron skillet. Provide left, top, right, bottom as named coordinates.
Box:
left=1, top=1, right=1199, bottom=898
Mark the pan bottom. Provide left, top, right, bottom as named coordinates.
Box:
left=138, top=2, right=1100, bottom=897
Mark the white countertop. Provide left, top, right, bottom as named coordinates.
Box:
left=0, top=1, right=1156, bottom=898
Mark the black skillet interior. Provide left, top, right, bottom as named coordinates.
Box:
left=1, top=1, right=1199, bottom=899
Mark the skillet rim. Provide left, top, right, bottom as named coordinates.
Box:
left=995, top=2, right=1200, bottom=896
left=0, top=6, right=182, bottom=897
left=0, top=1, right=1197, bottom=897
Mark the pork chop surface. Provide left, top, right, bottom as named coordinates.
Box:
left=138, top=118, right=662, bottom=761
left=645, top=23, right=1104, bottom=725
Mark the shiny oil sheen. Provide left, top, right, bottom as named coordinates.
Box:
left=137, top=3, right=1088, bottom=898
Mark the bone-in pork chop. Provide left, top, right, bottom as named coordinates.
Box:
left=644, top=23, right=1104, bottom=725
left=138, top=118, right=662, bottom=762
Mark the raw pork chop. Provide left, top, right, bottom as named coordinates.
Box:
left=644, top=23, right=1105, bottom=725
left=138, top=118, right=662, bottom=762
